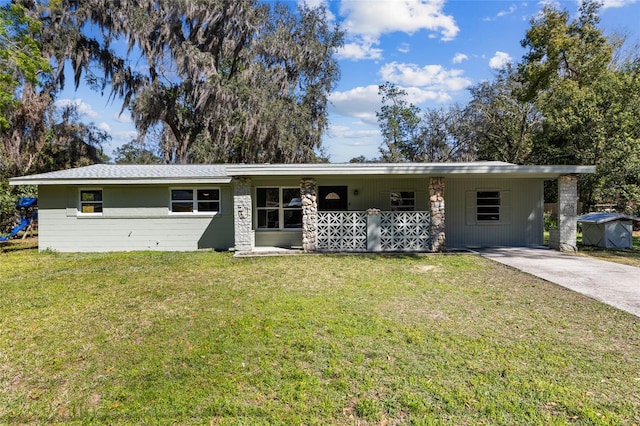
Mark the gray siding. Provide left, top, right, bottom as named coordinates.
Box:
left=255, top=231, right=302, bottom=248
left=446, top=178, right=544, bottom=248
left=38, top=185, right=234, bottom=252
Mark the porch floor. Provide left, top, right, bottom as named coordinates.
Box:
left=233, top=246, right=304, bottom=257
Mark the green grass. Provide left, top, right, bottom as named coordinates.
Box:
left=577, top=232, right=640, bottom=268
left=1, top=249, right=640, bottom=424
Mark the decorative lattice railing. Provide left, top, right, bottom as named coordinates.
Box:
left=316, top=211, right=431, bottom=252
left=317, top=211, right=367, bottom=251
left=380, top=211, right=431, bottom=251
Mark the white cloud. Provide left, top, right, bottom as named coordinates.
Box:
left=328, top=124, right=380, bottom=140
left=397, top=43, right=411, bottom=54
left=328, top=83, right=455, bottom=125
left=595, top=0, right=638, bottom=8
left=112, top=130, right=139, bottom=142
left=336, top=37, right=383, bottom=61
left=379, top=62, right=472, bottom=92
left=329, top=85, right=381, bottom=124
left=97, top=122, right=111, bottom=132
left=339, top=0, right=459, bottom=41
left=489, top=51, right=513, bottom=70
left=113, top=113, right=133, bottom=123
left=452, top=53, right=469, bottom=64
left=484, top=4, right=518, bottom=21
left=54, top=99, right=99, bottom=118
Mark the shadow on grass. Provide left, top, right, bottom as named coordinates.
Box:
left=576, top=233, right=640, bottom=267
left=0, top=237, right=38, bottom=253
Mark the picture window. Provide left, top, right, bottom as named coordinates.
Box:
left=256, top=187, right=302, bottom=229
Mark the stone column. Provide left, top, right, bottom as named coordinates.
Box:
left=429, top=177, right=446, bottom=252
left=300, top=178, right=317, bottom=252
left=233, top=177, right=254, bottom=252
left=558, top=174, right=578, bottom=252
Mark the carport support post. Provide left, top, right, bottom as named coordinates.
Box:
left=429, top=177, right=445, bottom=252
left=301, top=178, right=317, bottom=252
left=233, top=177, right=254, bottom=252
left=558, top=175, right=578, bottom=252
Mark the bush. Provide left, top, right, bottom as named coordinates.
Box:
left=0, top=181, right=36, bottom=235
left=544, top=211, right=557, bottom=231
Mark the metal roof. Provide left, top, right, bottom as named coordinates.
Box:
left=577, top=212, right=640, bottom=224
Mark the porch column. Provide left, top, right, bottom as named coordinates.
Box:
left=558, top=174, right=578, bottom=252
left=233, top=177, right=254, bottom=252
left=300, top=178, right=317, bottom=252
left=429, top=177, right=446, bottom=252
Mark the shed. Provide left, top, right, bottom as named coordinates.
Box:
left=577, top=212, right=640, bottom=249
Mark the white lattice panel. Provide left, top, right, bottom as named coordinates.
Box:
left=317, top=212, right=367, bottom=251
left=380, top=211, right=431, bottom=251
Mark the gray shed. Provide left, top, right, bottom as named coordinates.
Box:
left=577, top=212, right=640, bottom=249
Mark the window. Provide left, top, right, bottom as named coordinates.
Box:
left=256, top=187, right=302, bottom=229
left=390, top=191, right=415, bottom=211
left=79, top=189, right=103, bottom=214
left=170, top=188, right=220, bottom=214
left=476, top=191, right=500, bottom=221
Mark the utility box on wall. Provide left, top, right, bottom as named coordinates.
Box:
left=577, top=213, right=639, bottom=249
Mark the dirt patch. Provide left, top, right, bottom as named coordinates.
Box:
left=414, top=264, right=436, bottom=273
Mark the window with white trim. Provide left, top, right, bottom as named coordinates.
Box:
left=79, top=189, right=103, bottom=214
left=170, top=188, right=220, bottom=214
left=476, top=191, right=501, bottom=221
left=256, top=187, right=302, bottom=229
left=390, top=191, right=415, bottom=211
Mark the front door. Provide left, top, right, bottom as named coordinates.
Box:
left=318, top=186, right=348, bottom=211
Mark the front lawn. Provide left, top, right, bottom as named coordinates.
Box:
left=1, top=250, right=639, bottom=424
left=578, top=232, right=640, bottom=268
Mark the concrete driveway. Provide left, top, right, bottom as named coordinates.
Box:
left=477, top=247, right=640, bottom=317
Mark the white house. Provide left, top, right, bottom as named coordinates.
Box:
left=9, top=162, right=595, bottom=253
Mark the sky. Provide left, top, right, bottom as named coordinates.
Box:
left=53, top=0, right=640, bottom=163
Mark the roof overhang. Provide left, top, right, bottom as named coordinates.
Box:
left=9, top=162, right=597, bottom=186
left=226, top=163, right=596, bottom=179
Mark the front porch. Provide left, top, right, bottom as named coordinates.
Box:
left=228, top=164, right=585, bottom=254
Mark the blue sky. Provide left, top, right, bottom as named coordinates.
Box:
left=54, top=0, right=640, bottom=163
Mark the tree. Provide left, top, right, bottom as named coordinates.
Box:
left=418, top=105, right=475, bottom=162
left=0, top=3, right=50, bottom=130
left=376, top=83, right=475, bottom=163
left=376, top=82, right=421, bottom=162
left=0, top=3, right=53, bottom=177
left=30, top=0, right=343, bottom=164
left=518, top=0, right=640, bottom=211
left=114, top=140, right=163, bottom=165
left=465, top=66, right=542, bottom=164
